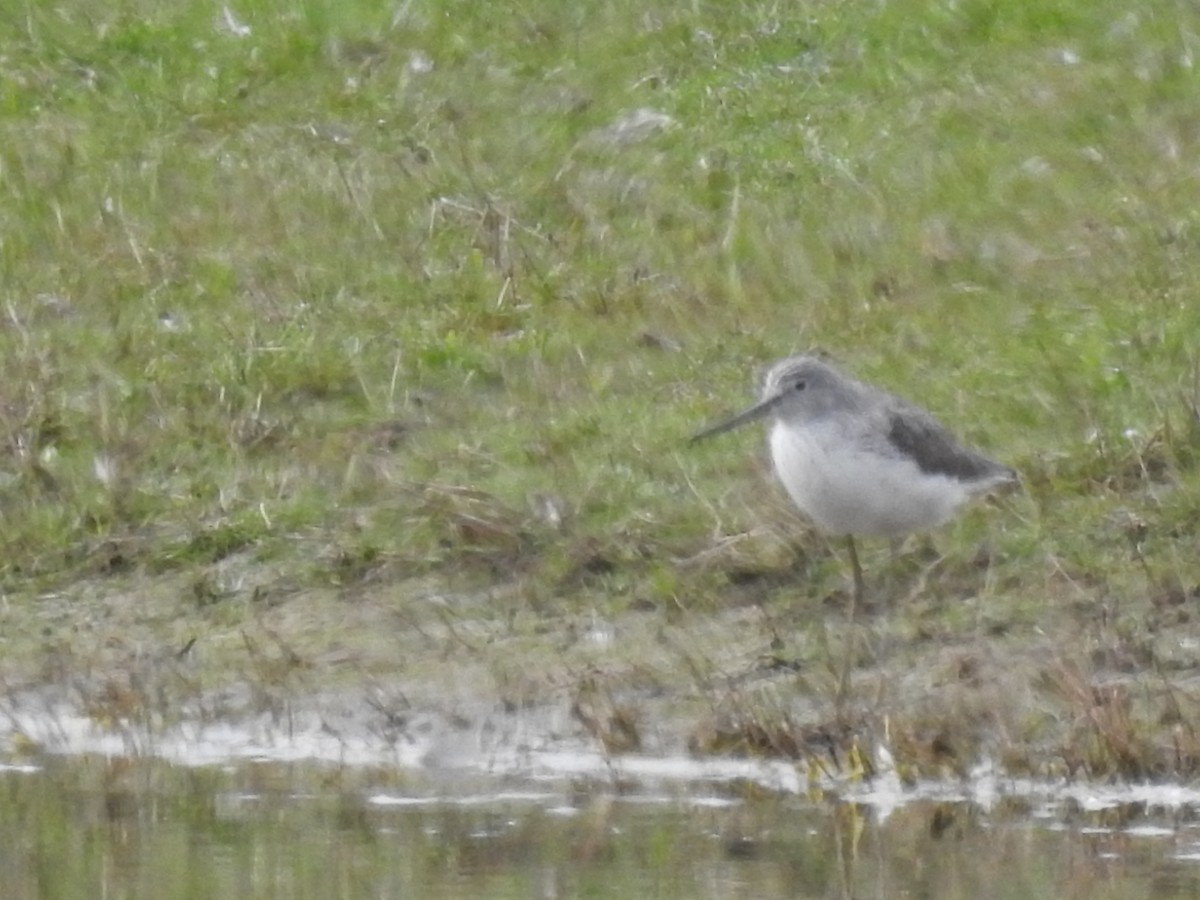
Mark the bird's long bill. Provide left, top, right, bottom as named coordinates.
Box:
left=689, top=393, right=781, bottom=444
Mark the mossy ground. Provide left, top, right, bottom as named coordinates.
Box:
left=3, top=0, right=1200, bottom=780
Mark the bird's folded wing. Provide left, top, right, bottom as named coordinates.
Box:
left=885, top=408, right=1013, bottom=484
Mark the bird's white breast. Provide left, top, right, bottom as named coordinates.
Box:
left=768, top=419, right=972, bottom=538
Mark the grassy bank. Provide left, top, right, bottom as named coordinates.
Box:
left=3, top=0, right=1200, bottom=779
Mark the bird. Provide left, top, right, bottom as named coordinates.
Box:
left=691, top=354, right=1017, bottom=606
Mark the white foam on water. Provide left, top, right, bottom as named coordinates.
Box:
left=7, top=701, right=1200, bottom=832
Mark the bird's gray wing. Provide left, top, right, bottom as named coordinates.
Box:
left=885, top=405, right=1014, bottom=484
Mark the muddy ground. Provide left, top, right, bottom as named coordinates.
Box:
left=6, top=538, right=1200, bottom=785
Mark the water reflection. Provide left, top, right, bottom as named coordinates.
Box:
left=3, top=758, right=1200, bottom=898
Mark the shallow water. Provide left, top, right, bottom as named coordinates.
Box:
left=6, top=754, right=1200, bottom=900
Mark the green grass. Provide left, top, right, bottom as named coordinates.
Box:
left=3, top=0, right=1200, bottom=777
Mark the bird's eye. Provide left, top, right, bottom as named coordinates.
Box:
left=792, top=379, right=807, bottom=392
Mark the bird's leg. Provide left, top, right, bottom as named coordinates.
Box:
left=846, top=534, right=865, bottom=608
left=834, top=534, right=862, bottom=716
